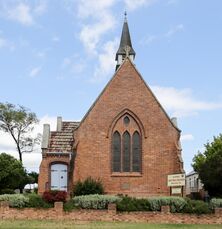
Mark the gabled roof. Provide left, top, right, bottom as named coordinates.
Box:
left=77, top=57, right=181, bottom=132
left=186, top=171, right=197, bottom=177
left=48, top=121, right=79, bottom=152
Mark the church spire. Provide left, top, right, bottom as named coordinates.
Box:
left=115, top=12, right=136, bottom=70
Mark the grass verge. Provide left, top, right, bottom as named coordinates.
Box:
left=0, top=220, right=222, bottom=229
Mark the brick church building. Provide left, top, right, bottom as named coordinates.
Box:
left=38, top=16, right=184, bottom=197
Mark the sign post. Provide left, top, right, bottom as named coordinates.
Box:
left=167, top=174, right=185, bottom=196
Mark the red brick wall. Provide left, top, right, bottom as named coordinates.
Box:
left=1, top=203, right=222, bottom=224
left=38, top=154, right=70, bottom=195
left=73, top=59, right=183, bottom=197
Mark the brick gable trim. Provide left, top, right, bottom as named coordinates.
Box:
left=107, top=108, right=147, bottom=138
left=76, top=57, right=180, bottom=133
left=126, top=59, right=181, bottom=133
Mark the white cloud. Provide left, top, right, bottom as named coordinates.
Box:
left=52, top=36, right=60, bottom=42
left=151, top=86, right=222, bottom=117
left=36, top=51, right=45, bottom=58
left=76, top=0, right=116, bottom=54
left=0, top=1, right=47, bottom=26
left=181, top=134, right=194, bottom=142
left=34, top=47, right=51, bottom=58
left=33, top=1, right=47, bottom=15
left=0, top=115, right=57, bottom=172
left=7, top=2, right=33, bottom=26
left=33, top=115, right=57, bottom=136
left=66, top=0, right=158, bottom=81
left=62, top=57, right=72, bottom=68
left=92, top=38, right=118, bottom=82
left=0, top=37, right=7, bottom=48
left=124, top=0, right=157, bottom=11
left=140, top=24, right=184, bottom=46
left=61, top=55, right=86, bottom=75
left=0, top=132, right=16, bottom=152
left=71, top=62, right=86, bottom=74
left=140, top=34, right=157, bottom=45
left=29, top=66, right=42, bottom=77
left=77, top=0, right=116, bottom=19
left=79, top=13, right=115, bottom=54
left=70, top=0, right=118, bottom=80
left=165, top=24, right=184, bottom=37
left=25, top=115, right=57, bottom=172
left=0, top=36, right=15, bottom=51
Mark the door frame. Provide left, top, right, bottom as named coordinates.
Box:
left=49, top=161, right=69, bottom=191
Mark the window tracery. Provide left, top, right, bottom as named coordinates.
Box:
left=111, top=114, right=142, bottom=173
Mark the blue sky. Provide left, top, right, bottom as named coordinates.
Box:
left=0, top=0, right=222, bottom=173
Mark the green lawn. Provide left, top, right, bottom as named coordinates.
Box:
left=0, top=220, right=221, bottom=229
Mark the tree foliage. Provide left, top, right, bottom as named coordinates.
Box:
left=0, top=102, right=39, bottom=161
left=192, top=134, right=222, bottom=197
left=28, top=171, right=39, bottom=184
left=0, top=153, right=29, bottom=193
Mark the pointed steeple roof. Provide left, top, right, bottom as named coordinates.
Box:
left=115, top=12, right=136, bottom=61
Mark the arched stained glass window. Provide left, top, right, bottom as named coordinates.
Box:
left=111, top=114, right=142, bottom=173
left=112, top=131, right=121, bottom=172
left=132, top=131, right=141, bottom=172
left=123, top=131, right=131, bottom=172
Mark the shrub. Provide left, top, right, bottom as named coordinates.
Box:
left=182, top=199, right=212, bottom=214
left=63, top=199, right=78, bottom=212
left=73, top=194, right=121, bottom=209
left=0, top=194, right=29, bottom=208
left=148, top=196, right=187, bottom=213
left=210, top=198, right=222, bottom=209
left=26, top=194, right=52, bottom=208
left=42, top=190, right=67, bottom=204
left=117, top=196, right=150, bottom=212
left=117, top=196, right=186, bottom=212
left=73, top=177, right=104, bottom=196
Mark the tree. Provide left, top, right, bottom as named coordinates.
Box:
left=192, top=134, right=222, bottom=197
left=0, top=153, right=29, bottom=193
left=0, top=102, right=39, bottom=162
left=28, top=171, right=39, bottom=184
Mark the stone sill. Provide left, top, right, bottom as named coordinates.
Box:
left=111, top=172, right=142, bottom=177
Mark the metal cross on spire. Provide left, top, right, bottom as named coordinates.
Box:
left=124, top=11, right=127, bottom=22
left=124, top=45, right=131, bottom=57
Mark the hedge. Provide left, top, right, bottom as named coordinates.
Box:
left=148, top=196, right=187, bottom=213
left=0, top=194, right=52, bottom=209
left=0, top=193, right=215, bottom=214
left=181, top=199, right=212, bottom=214
left=73, top=194, right=121, bottom=209
left=26, top=193, right=52, bottom=208
left=210, top=198, right=222, bottom=209
left=117, top=196, right=187, bottom=213
left=0, top=194, right=29, bottom=208
left=117, top=196, right=150, bottom=212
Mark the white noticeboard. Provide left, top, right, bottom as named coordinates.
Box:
left=167, top=174, right=185, bottom=187
left=171, top=187, right=182, bottom=194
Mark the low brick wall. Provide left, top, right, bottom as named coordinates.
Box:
left=0, top=202, right=222, bottom=224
